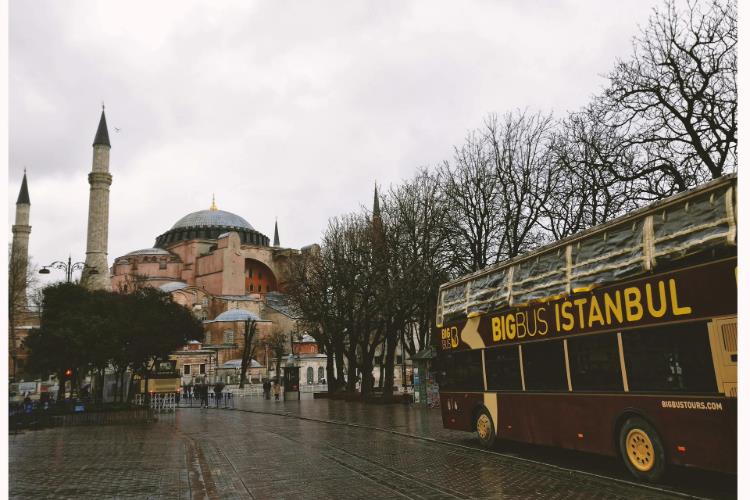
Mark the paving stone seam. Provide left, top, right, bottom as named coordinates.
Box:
left=262, top=425, right=469, bottom=500
left=214, top=446, right=255, bottom=499
left=192, top=407, right=706, bottom=500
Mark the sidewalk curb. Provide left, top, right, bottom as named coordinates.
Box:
left=218, top=405, right=707, bottom=500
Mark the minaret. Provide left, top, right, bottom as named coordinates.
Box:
left=372, top=183, right=384, bottom=243
left=11, top=170, right=31, bottom=308
left=273, top=219, right=280, bottom=247
left=80, top=107, right=113, bottom=290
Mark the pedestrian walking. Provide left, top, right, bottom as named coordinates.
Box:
left=272, top=380, right=281, bottom=401
left=200, top=380, right=209, bottom=408
left=214, top=381, right=225, bottom=408
left=263, top=379, right=271, bottom=400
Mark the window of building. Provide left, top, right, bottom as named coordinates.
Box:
left=199, top=364, right=206, bottom=374
left=249, top=284, right=254, bottom=291
left=184, top=364, right=191, bottom=375
left=622, top=323, right=716, bottom=393
left=205, top=331, right=212, bottom=345
left=223, top=330, right=234, bottom=344
left=485, top=345, right=522, bottom=391
left=374, top=355, right=382, bottom=365
left=522, top=340, right=567, bottom=391
left=435, top=350, right=483, bottom=392
left=568, top=333, right=623, bottom=392
left=202, top=297, right=208, bottom=307
left=307, top=367, right=314, bottom=384
left=159, top=261, right=167, bottom=270
left=396, top=355, right=403, bottom=364
left=318, top=367, right=325, bottom=381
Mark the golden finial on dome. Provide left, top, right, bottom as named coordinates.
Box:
left=210, top=193, right=218, bottom=211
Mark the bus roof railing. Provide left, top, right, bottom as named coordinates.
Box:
left=437, top=174, right=737, bottom=326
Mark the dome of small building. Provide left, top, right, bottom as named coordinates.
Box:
left=210, top=308, right=262, bottom=323
left=221, top=358, right=263, bottom=369
left=159, top=281, right=189, bottom=293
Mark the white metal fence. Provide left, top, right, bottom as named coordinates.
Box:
left=134, top=393, right=176, bottom=412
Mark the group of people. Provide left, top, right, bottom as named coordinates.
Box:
left=182, top=379, right=227, bottom=408
left=262, top=379, right=282, bottom=400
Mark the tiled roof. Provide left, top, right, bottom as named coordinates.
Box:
left=265, top=292, right=302, bottom=319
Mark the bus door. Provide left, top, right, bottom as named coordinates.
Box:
left=708, top=316, right=737, bottom=397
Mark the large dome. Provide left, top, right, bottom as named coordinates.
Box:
left=171, top=209, right=254, bottom=231
left=154, top=206, right=269, bottom=248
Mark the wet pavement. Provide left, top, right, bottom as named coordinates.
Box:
left=8, top=399, right=735, bottom=499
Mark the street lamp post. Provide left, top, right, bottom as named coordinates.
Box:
left=39, top=255, right=98, bottom=283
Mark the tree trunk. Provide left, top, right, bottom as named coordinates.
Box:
left=334, top=339, right=346, bottom=391
left=56, top=370, right=65, bottom=402
left=345, top=341, right=358, bottom=392
left=382, top=330, right=398, bottom=401
left=325, top=350, right=336, bottom=393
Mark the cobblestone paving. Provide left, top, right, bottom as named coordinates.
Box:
left=9, top=405, right=683, bottom=500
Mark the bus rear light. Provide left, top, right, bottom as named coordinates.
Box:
left=577, top=433, right=584, bottom=439
left=677, top=446, right=686, bottom=453
left=507, top=425, right=512, bottom=430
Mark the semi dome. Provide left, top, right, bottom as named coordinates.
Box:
left=210, top=308, right=262, bottom=323
left=171, top=209, right=254, bottom=231
left=126, top=247, right=172, bottom=256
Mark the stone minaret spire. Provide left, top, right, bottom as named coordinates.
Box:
left=11, top=170, right=31, bottom=308
left=81, top=107, right=113, bottom=290
left=273, top=218, right=280, bottom=247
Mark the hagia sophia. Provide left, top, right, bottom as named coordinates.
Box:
left=10, top=109, right=327, bottom=388
left=110, top=198, right=326, bottom=385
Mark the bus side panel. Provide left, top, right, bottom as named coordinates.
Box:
left=495, top=393, right=533, bottom=443
left=494, top=393, right=736, bottom=474
left=639, top=396, right=736, bottom=473
left=504, top=394, right=617, bottom=453
left=441, top=392, right=484, bottom=432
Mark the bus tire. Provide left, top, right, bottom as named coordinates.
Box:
left=618, top=416, right=665, bottom=482
left=475, top=407, right=496, bottom=449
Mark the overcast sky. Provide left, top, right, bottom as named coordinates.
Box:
left=9, top=0, right=662, bottom=285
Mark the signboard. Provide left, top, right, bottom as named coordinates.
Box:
left=437, top=258, right=736, bottom=352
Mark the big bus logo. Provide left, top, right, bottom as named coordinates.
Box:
left=441, top=327, right=459, bottom=349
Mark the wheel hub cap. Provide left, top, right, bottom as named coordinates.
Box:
left=477, top=414, right=491, bottom=440
left=626, top=429, right=654, bottom=472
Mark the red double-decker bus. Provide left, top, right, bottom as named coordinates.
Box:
left=434, top=175, right=736, bottom=482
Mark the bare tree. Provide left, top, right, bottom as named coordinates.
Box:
left=262, top=327, right=288, bottom=381
left=598, top=0, right=736, bottom=199
left=485, top=110, right=556, bottom=258
left=238, top=318, right=257, bottom=388
left=438, top=131, right=502, bottom=273
left=541, top=110, right=638, bottom=239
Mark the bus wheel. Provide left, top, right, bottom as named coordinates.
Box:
left=475, top=408, right=496, bottom=449
left=619, top=417, right=665, bottom=482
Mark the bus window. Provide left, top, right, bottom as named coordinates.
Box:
left=622, top=323, right=717, bottom=393
left=522, top=340, right=567, bottom=391
left=485, top=345, right=522, bottom=391
left=436, top=350, right=483, bottom=392
left=567, top=333, right=623, bottom=392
